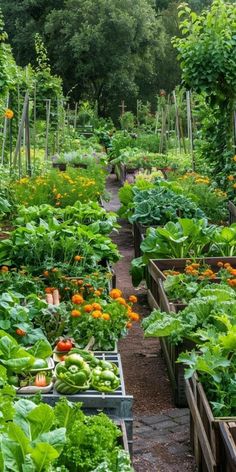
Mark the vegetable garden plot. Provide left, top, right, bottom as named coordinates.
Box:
left=16, top=353, right=134, bottom=454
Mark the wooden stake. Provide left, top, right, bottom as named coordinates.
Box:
left=186, top=91, right=195, bottom=170
left=173, top=90, right=181, bottom=152
left=14, top=92, right=29, bottom=169
left=119, top=100, right=127, bottom=116
left=25, top=98, right=31, bottom=176
left=33, top=82, right=37, bottom=165
left=45, top=99, right=51, bottom=161
left=1, top=94, right=9, bottom=164
left=74, top=102, right=78, bottom=130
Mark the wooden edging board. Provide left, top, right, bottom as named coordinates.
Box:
left=185, top=374, right=236, bottom=472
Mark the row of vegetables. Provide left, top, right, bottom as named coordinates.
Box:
left=116, top=161, right=236, bottom=470
left=0, top=156, right=137, bottom=471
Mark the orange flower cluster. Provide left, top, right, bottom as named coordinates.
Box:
left=164, top=261, right=236, bottom=286
left=69, top=287, right=140, bottom=328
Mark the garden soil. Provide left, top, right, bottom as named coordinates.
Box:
left=104, top=175, right=196, bottom=472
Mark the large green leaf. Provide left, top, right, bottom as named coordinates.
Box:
left=26, top=404, right=55, bottom=440
left=30, top=443, right=59, bottom=472
left=27, top=339, right=52, bottom=360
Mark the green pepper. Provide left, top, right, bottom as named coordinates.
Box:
left=91, top=366, right=120, bottom=392
left=55, top=358, right=91, bottom=392
left=98, top=360, right=118, bottom=375
left=70, top=348, right=96, bottom=364
left=65, top=353, right=86, bottom=369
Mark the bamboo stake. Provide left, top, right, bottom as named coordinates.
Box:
left=33, top=82, right=37, bottom=166
left=25, top=98, right=31, bottom=176
left=74, top=103, right=78, bottom=130
left=173, top=90, right=181, bottom=153
left=186, top=91, right=195, bottom=170
left=1, top=94, right=9, bottom=164
left=45, top=99, right=51, bottom=161
left=14, top=92, right=29, bottom=169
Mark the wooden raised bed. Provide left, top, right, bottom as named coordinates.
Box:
left=147, top=257, right=236, bottom=313
left=219, top=422, right=236, bottom=472
left=119, top=163, right=168, bottom=185
left=186, top=374, right=236, bottom=472
left=52, top=162, right=67, bottom=171
left=147, top=257, right=236, bottom=408
left=133, top=221, right=147, bottom=258
left=229, top=201, right=236, bottom=225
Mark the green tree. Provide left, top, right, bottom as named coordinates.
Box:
left=44, top=0, right=162, bottom=115
left=0, top=0, right=63, bottom=65
left=173, top=0, right=236, bottom=178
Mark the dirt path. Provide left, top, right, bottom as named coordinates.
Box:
left=104, top=175, right=196, bottom=472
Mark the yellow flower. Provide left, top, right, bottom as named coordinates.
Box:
left=228, top=175, right=234, bottom=181
left=233, top=155, right=236, bottom=162
left=4, top=109, right=14, bottom=119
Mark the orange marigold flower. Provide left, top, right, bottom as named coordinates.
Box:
left=129, top=295, right=137, bottom=303
left=115, top=297, right=127, bottom=306
left=45, top=287, right=54, bottom=294
left=224, top=263, right=231, bottom=269
left=71, top=309, right=81, bottom=317
left=109, top=288, right=122, bottom=299
left=4, top=109, right=14, bottom=119
left=92, top=310, right=102, bottom=319
left=126, top=322, right=132, bottom=329
left=129, top=312, right=140, bottom=322
left=43, top=270, right=49, bottom=277
left=1, top=265, right=9, bottom=272
left=72, top=294, right=84, bottom=304
left=94, top=290, right=101, bottom=296
left=102, top=313, right=110, bottom=321
left=92, top=302, right=102, bottom=311
left=74, top=255, right=83, bottom=261
left=84, top=304, right=93, bottom=312
left=192, top=263, right=200, bottom=269
left=51, top=268, right=58, bottom=273
left=229, top=269, right=236, bottom=276
left=77, top=279, right=83, bottom=285
left=217, top=261, right=224, bottom=267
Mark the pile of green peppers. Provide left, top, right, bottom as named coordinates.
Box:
left=55, top=353, right=91, bottom=394
left=54, top=350, right=120, bottom=394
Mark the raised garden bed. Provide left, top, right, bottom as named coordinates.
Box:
left=229, top=201, right=236, bottom=225
left=52, top=162, right=67, bottom=171
left=219, top=422, right=236, bottom=472
left=185, top=373, right=236, bottom=472
left=119, top=163, right=168, bottom=185
left=17, top=352, right=133, bottom=454
left=147, top=257, right=236, bottom=312
left=133, top=221, right=147, bottom=258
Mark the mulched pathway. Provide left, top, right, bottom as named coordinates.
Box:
left=104, top=174, right=196, bottom=472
